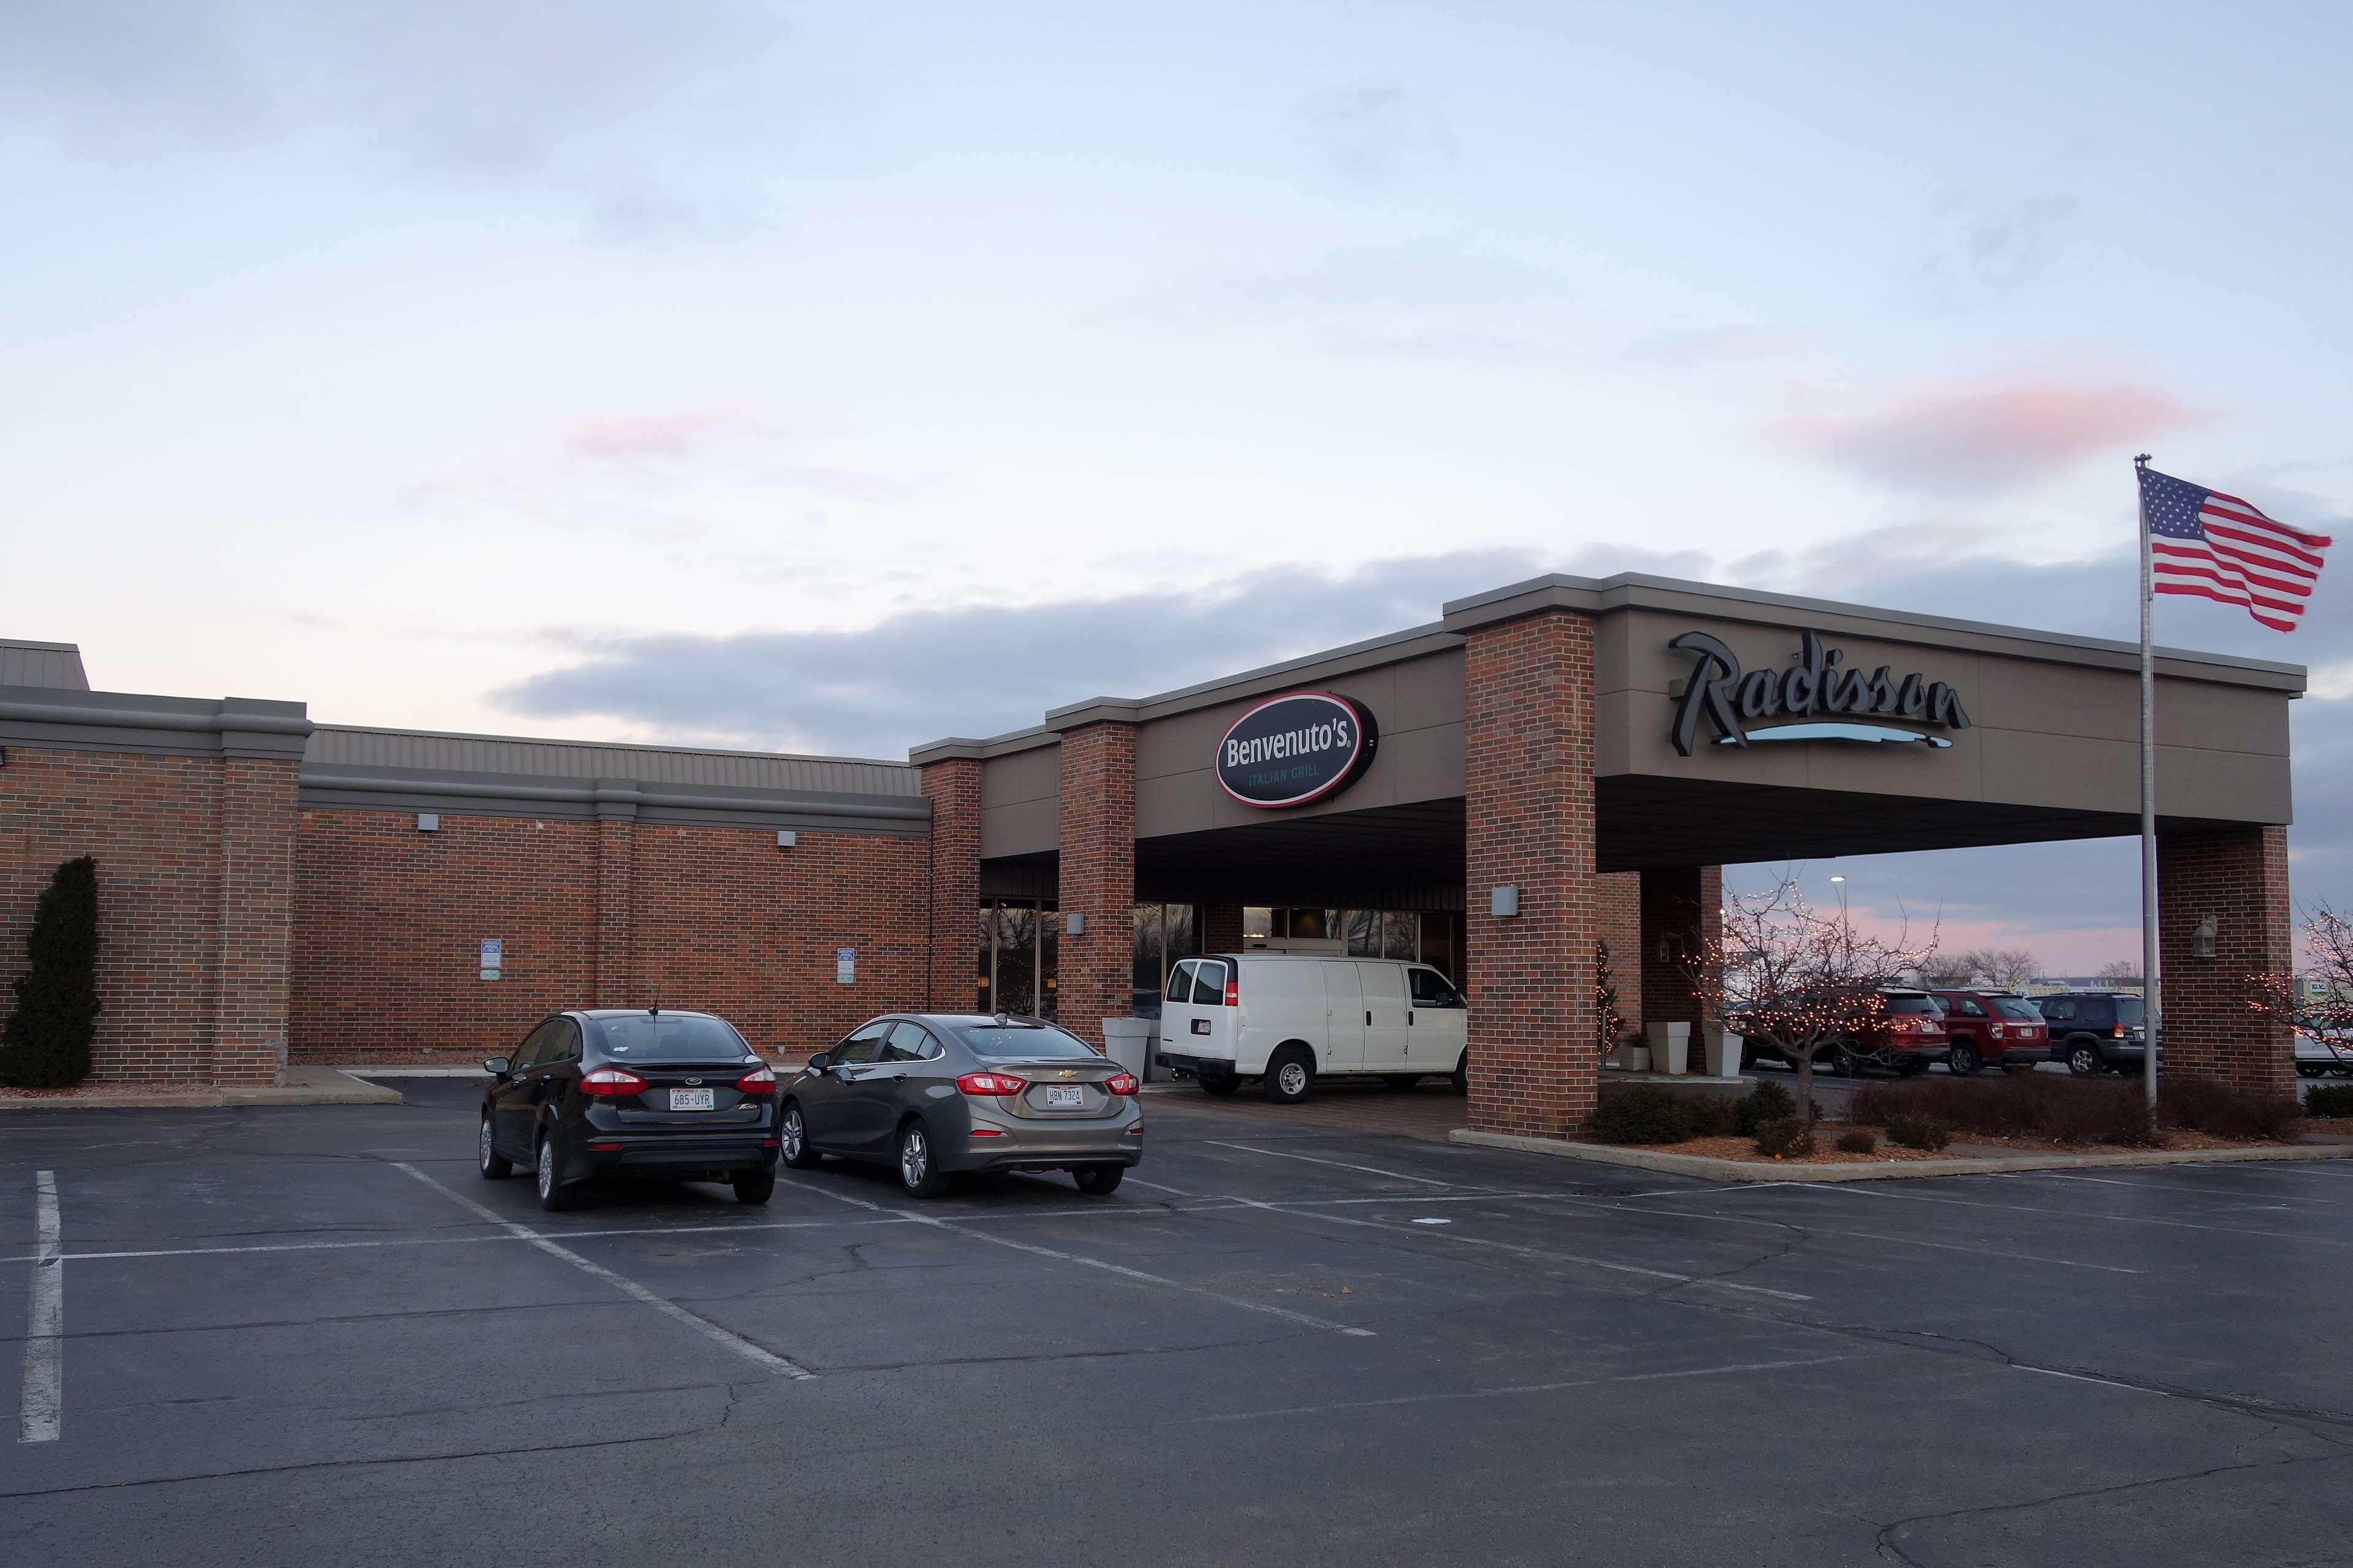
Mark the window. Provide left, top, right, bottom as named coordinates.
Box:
left=511, top=1021, right=559, bottom=1072
left=977, top=900, right=1060, bottom=1018
left=1992, top=998, right=2043, bottom=1021
left=956, top=1021, right=1100, bottom=1058
left=1194, top=960, right=1230, bottom=1005
left=2038, top=996, right=2075, bottom=1021
left=882, top=1021, right=940, bottom=1062
left=1408, top=968, right=1463, bottom=1009
left=834, top=1021, right=891, bottom=1064
left=1242, top=907, right=1273, bottom=941
left=1167, top=960, right=1198, bottom=1006
left=2113, top=996, right=2145, bottom=1026
left=1952, top=996, right=1987, bottom=1017
left=1383, top=911, right=1419, bottom=961
left=1345, top=909, right=1381, bottom=957
left=1884, top=995, right=1940, bottom=1015
left=591, top=1013, right=751, bottom=1062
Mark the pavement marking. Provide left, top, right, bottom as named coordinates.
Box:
left=1597, top=1198, right=2147, bottom=1275
left=390, top=1164, right=815, bottom=1380
left=19, top=1171, right=61, bottom=1444
left=1180, top=1352, right=1872, bottom=1426
left=0, top=1214, right=922, bottom=1265
left=788, top=1178, right=1378, bottom=1337
left=2024, top=1170, right=2340, bottom=1206
left=1803, top=1180, right=2350, bottom=1246
left=1220, top=1192, right=1814, bottom=1301
left=2013, top=1364, right=2153, bottom=1394
left=1203, top=1142, right=1459, bottom=1187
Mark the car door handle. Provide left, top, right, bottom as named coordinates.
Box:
left=1408, top=1010, right=1415, bottom=1025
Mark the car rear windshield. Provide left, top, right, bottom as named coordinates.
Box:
left=590, top=1013, right=751, bottom=1062
left=2114, top=996, right=2145, bottom=1025
left=955, top=1023, right=1101, bottom=1059
left=1884, top=995, right=1939, bottom=1014
left=1991, top=998, right=2043, bottom=1021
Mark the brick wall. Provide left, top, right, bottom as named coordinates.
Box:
left=0, top=745, right=299, bottom=1085
left=1055, top=722, right=1137, bottom=1048
left=1464, top=608, right=1598, bottom=1137
left=290, top=809, right=930, bottom=1066
left=921, top=759, right=982, bottom=1010
left=2157, top=824, right=2293, bottom=1094
left=1597, top=872, right=1640, bottom=1043
left=1201, top=903, right=1246, bottom=954
left=1637, top=865, right=1722, bottom=1035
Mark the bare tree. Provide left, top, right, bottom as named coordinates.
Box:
left=2094, top=958, right=2141, bottom=985
left=1690, top=870, right=1939, bottom=1122
left=1918, top=950, right=1977, bottom=988
left=1971, top=947, right=2041, bottom=991
left=2249, top=901, right=2353, bottom=1067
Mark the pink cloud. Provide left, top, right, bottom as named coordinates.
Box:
left=1782, top=380, right=2206, bottom=496
left=557, top=407, right=748, bottom=464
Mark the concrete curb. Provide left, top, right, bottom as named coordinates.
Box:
left=0, top=1068, right=404, bottom=1112
left=1450, top=1129, right=2353, bottom=1182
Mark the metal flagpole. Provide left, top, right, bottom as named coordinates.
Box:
left=2136, top=453, right=2161, bottom=1110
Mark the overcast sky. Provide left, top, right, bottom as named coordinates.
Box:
left=6, top=1, right=2349, bottom=972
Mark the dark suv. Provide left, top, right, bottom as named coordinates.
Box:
left=2032, top=992, right=2155, bottom=1077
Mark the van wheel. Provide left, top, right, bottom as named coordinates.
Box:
left=1198, top=1070, right=1239, bottom=1098
left=1383, top=1074, right=1421, bottom=1090
left=1450, top=1051, right=1468, bottom=1095
left=1265, top=1047, right=1314, bottom=1104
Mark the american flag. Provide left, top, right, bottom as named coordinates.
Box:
left=2140, top=466, right=2332, bottom=632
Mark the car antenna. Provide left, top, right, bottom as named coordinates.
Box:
left=648, top=1004, right=660, bottom=1018
left=994, top=1010, right=1010, bottom=1026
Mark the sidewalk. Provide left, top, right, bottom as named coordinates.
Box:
left=0, top=1065, right=403, bottom=1111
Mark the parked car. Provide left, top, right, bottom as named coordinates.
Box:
left=1738, top=989, right=1950, bottom=1077
left=479, top=1008, right=780, bottom=1211
left=1155, top=953, right=1470, bottom=1102
left=782, top=1013, right=1141, bottom=1197
left=2295, top=1029, right=2353, bottom=1078
left=1928, top=989, right=2050, bottom=1075
left=2032, top=991, right=2157, bottom=1077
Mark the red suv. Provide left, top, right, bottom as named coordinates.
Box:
left=1741, top=989, right=1949, bottom=1077
left=1929, top=990, right=2050, bottom=1075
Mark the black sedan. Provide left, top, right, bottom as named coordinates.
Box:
left=479, top=1008, right=781, bottom=1210
left=780, top=1013, right=1142, bottom=1198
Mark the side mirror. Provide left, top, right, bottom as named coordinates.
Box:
left=483, top=1056, right=511, bottom=1077
left=806, top=1052, right=831, bottom=1074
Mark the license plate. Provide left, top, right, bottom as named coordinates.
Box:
left=669, top=1088, right=716, bottom=1112
left=1044, top=1086, right=1085, bottom=1108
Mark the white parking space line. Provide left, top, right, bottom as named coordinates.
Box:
left=1596, top=1199, right=2146, bottom=1275
left=19, top=1171, right=62, bottom=1444
left=1801, top=1181, right=2350, bottom=1246
left=390, top=1164, right=815, bottom=1380
left=2023, top=1171, right=2340, bottom=1206
left=1220, top=1193, right=1814, bottom=1301
left=789, top=1178, right=1378, bottom=1337
left=0, top=1214, right=917, bottom=1266
left=1203, top=1142, right=1461, bottom=1187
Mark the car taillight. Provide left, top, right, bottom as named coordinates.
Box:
left=1104, top=1072, right=1139, bottom=1096
left=957, top=1072, right=1029, bottom=1096
left=734, top=1064, right=777, bottom=1096
left=1124, top=1121, right=1143, bottom=1135
left=1225, top=974, right=1238, bottom=1007
left=2113, top=1024, right=2126, bottom=1038
left=580, top=1067, right=647, bottom=1098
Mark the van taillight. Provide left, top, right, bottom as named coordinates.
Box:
left=1224, top=974, right=1238, bottom=1007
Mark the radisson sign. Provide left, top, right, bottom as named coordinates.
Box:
left=1215, top=691, right=1378, bottom=808
left=1668, top=629, right=1971, bottom=756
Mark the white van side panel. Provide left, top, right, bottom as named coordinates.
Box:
left=1237, top=959, right=1325, bottom=1075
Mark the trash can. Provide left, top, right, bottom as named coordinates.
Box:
left=1101, top=1017, right=1157, bottom=1081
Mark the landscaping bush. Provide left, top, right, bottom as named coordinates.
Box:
left=1885, top=1113, right=1951, bottom=1152
left=1590, top=1085, right=1694, bottom=1145
left=1686, top=1096, right=1741, bottom=1137
left=1735, top=1080, right=1798, bottom=1135
left=2160, top=1078, right=2303, bottom=1140
left=1852, top=1072, right=2158, bottom=1147
left=1753, top=1117, right=1814, bottom=1159
left=2303, top=1085, right=2353, bottom=1118
left=1834, top=1129, right=1877, bottom=1154
left=0, top=857, right=100, bottom=1090
left=2041, top=1083, right=2158, bottom=1146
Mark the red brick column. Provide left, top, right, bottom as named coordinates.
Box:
left=921, top=757, right=982, bottom=1011
left=1055, top=722, right=1136, bottom=1048
left=595, top=808, right=635, bottom=1008
left=1637, top=865, right=1721, bottom=1031
left=1598, top=873, right=1641, bottom=1042
left=1464, top=608, right=1598, bottom=1137
left=2158, top=825, right=2292, bottom=1094
left=1201, top=903, right=1246, bottom=954
left=213, top=757, right=300, bottom=1085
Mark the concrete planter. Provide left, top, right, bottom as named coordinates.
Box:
left=1703, top=1028, right=1744, bottom=1078
left=1648, top=1021, right=1691, bottom=1076
left=1616, top=1043, right=1652, bottom=1072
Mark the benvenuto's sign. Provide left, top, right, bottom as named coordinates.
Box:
left=1668, top=629, right=1972, bottom=756
left=1215, top=691, right=1378, bottom=808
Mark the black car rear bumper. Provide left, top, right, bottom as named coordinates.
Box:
left=572, top=1133, right=778, bottom=1179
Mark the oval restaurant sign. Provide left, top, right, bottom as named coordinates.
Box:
left=1215, top=692, right=1379, bottom=808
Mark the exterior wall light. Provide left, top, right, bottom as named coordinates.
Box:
left=2194, top=914, right=2217, bottom=959
left=775, top=830, right=797, bottom=849
left=1490, top=885, right=1520, bottom=918
left=416, top=813, right=439, bottom=833
left=1066, top=912, right=1085, bottom=935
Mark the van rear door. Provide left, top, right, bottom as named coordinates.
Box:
left=1185, top=958, right=1238, bottom=1067
left=1319, top=961, right=1366, bottom=1072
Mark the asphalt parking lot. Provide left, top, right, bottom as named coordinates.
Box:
left=6, top=1080, right=2352, bottom=1567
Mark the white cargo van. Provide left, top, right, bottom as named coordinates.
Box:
left=1155, top=954, right=1469, bottom=1102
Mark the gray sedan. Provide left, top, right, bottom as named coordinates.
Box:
left=779, top=1013, right=1143, bottom=1197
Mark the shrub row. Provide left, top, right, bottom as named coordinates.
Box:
left=1589, top=1081, right=1816, bottom=1147
left=1849, top=1072, right=2302, bottom=1147
left=2305, top=1085, right=2353, bottom=1118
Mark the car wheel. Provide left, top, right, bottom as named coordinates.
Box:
left=1947, top=1041, right=1982, bottom=1077
left=534, top=1134, right=579, bottom=1212
left=1264, top=1047, right=1314, bottom=1104
left=731, top=1168, right=776, bottom=1205
left=1451, top=1050, right=1469, bottom=1095
left=2066, top=1041, right=2101, bottom=1077
left=1072, top=1165, right=1124, bottom=1197
left=478, top=1116, right=513, bottom=1180
left=1383, top=1074, right=1421, bottom=1090
left=778, top=1101, right=824, bottom=1169
left=897, top=1120, right=950, bottom=1199
left=1198, top=1070, right=1239, bottom=1098
left=1827, top=1045, right=1858, bottom=1078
